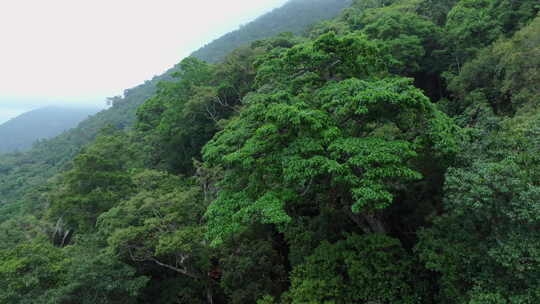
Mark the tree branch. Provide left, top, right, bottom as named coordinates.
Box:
left=150, top=257, right=201, bottom=280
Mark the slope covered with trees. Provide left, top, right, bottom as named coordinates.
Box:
left=191, top=0, right=352, bottom=63
left=0, top=107, right=99, bottom=154
left=0, top=0, right=347, bottom=220
left=1, top=0, right=539, bottom=303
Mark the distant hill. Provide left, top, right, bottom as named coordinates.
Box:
left=191, top=0, right=352, bottom=63
left=0, top=106, right=99, bottom=154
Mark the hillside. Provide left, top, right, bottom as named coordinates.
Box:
left=0, top=107, right=99, bottom=154
left=0, top=0, right=348, bottom=215
left=1, top=0, right=539, bottom=303
left=191, top=0, right=351, bottom=62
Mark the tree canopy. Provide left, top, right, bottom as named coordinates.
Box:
left=1, top=0, right=539, bottom=303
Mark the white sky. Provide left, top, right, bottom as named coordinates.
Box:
left=0, top=0, right=289, bottom=123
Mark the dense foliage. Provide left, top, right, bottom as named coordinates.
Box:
left=0, top=0, right=344, bottom=222
left=1, top=0, right=539, bottom=303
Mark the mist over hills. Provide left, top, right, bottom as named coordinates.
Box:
left=0, top=106, right=99, bottom=154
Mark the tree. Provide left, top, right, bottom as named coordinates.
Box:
left=285, top=234, right=419, bottom=304
left=444, top=0, right=539, bottom=75
left=98, top=170, right=215, bottom=303
left=449, top=16, right=540, bottom=115
left=415, top=0, right=459, bottom=26
left=47, top=132, right=135, bottom=232
left=203, top=32, right=459, bottom=245
left=48, top=235, right=148, bottom=304
left=417, top=107, right=540, bottom=303
left=0, top=240, right=65, bottom=304
left=218, top=227, right=289, bottom=304
left=444, top=0, right=503, bottom=72
left=418, top=158, right=540, bottom=303
left=362, top=11, right=442, bottom=75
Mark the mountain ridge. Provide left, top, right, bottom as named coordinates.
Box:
left=0, top=106, right=100, bottom=154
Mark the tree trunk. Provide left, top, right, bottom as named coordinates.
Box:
left=363, top=213, right=386, bottom=234
left=207, top=287, right=214, bottom=304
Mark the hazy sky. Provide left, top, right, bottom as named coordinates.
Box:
left=0, top=0, right=289, bottom=123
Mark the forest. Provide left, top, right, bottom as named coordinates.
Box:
left=0, top=0, right=539, bottom=303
